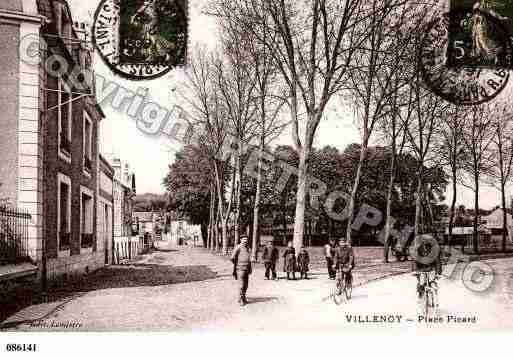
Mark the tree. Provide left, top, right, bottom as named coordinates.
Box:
left=490, top=103, right=513, bottom=252
left=180, top=46, right=232, bottom=253
left=209, top=0, right=388, bottom=253
left=461, top=104, right=496, bottom=254
left=163, top=146, right=212, bottom=246
left=343, top=0, right=432, bottom=244
left=440, top=106, right=468, bottom=248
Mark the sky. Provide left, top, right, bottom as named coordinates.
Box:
left=67, top=0, right=512, bottom=210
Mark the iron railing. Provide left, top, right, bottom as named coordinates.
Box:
left=0, top=206, right=31, bottom=265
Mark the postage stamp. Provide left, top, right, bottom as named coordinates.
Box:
left=447, top=0, right=513, bottom=68
left=420, top=10, right=512, bottom=105
left=93, top=0, right=188, bottom=80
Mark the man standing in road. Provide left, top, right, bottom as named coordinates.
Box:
left=231, top=236, right=252, bottom=306
left=262, top=239, right=279, bottom=280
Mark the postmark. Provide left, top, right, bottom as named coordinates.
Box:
left=419, top=10, right=512, bottom=105
left=92, top=0, right=188, bottom=80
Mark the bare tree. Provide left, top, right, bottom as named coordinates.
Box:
left=439, top=106, right=468, bottom=249
left=213, top=28, right=261, bottom=253
left=490, top=103, right=513, bottom=252
left=209, top=0, right=408, bottom=252
left=461, top=104, right=496, bottom=254
left=244, top=38, right=287, bottom=261
left=403, top=72, right=448, bottom=240
left=346, top=0, right=434, bottom=245
left=180, top=47, right=234, bottom=254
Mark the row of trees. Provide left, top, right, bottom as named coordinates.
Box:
left=164, top=0, right=513, bottom=258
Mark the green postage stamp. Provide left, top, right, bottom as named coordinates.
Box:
left=93, top=0, right=188, bottom=80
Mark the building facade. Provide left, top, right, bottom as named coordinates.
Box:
left=110, top=157, right=136, bottom=239
left=97, top=155, right=114, bottom=265
left=0, top=0, right=112, bottom=281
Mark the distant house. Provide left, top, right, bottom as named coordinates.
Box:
left=97, top=155, right=114, bottom=264
left=133, top=211, right=156, bottom=235
left=109, top=157, right=136, bottom=238
left=483, top=208, right=513, bottom=238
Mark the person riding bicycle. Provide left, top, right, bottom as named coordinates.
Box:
left=334, top=237, right=355, bottom=291
left=413, top=234, right=442, bottom=298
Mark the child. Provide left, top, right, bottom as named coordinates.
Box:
left=297, top=246, right=310, bottom=279
left=283, top=241, right=296, bottom=280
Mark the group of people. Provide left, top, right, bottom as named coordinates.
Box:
left=230, top=233, right=443, bottom=307
left=230, top=236, right=355, bottom=306
left=263, top=240, right=310, bottom=280
left=231, top=238, right=312, bottom=305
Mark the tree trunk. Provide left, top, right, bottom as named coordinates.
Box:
left=414, top=169, right=423, bottom=240
left=473, top=169, right=479, bottom=254
left=501, top=181, right=507, bottom=252
left=208, top=187, right=215, bottom=249
left=346, top=141, right=368, bottom=245
left=448, top=166, right=457, bottom=249
left=251, top=139, right=264, bottom=262
left=498, top=129, right=507, bottom=252
left=384, top=150, right=396, bottom=263
left=282, top=206, right=287, bottom=246
left=201, top=223, right=208, bottom=248
left=292, top=145, right=310, bottom=253
left=214, top=208, right=220, bottom=252
left=233, top=144, right=243, bottom=250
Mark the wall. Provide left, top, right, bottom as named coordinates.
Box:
left=46, top=251, right=105, bottom=281
left=0, top=21, right=20, bottom=204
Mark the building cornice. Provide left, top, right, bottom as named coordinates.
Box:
left=0, top=9, right=46, bottom=25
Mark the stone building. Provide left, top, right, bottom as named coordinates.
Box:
left=0, top=0, right=112, bottom=281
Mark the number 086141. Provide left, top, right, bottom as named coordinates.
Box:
left=5, top=344, right=37, bottom=352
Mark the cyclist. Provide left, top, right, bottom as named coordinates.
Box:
left=334, top=237, right=355, bottom=293
left=413, top=234, right=442, bottom=298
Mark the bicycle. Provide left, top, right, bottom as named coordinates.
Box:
left=416, top=271, right=439, bottom=316
left=332, top=266, right=353, bottom=305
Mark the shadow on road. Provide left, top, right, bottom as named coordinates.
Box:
left=247, top=296, right=279, bottom=304
left=1, top=263, right=217, bottom=324
left=153, top=248, right=179, bottom=253
left=63, top=264, right=218, bottom=292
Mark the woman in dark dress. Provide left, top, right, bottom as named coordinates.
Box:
left=283, top=241, right=296, bottom=280
left=297, top=246, right=310, bottom=279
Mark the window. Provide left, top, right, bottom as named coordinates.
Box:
left=57, top=173, right=71, bottom=254
left=80, top=187, right=94, bottom=250
left=58, top=80, right=72, bottom=161
left=83, top=111, right=93, bottom=174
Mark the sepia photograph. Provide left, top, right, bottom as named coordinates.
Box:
left=0, top=0, right=512, bottom=357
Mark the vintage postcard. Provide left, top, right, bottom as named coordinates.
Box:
left=1, top=0, right=513, bottom=357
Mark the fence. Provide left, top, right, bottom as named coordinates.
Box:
left=113, top=236, right=144, bottom=264
left=0, top=206, right=32, bottom=265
